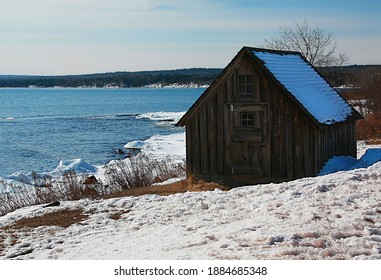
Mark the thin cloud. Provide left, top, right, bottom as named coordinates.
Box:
left=154, top=5, right=179, bottom=11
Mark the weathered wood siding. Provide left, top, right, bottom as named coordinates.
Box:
left=185, top=54, right=358, bottom=184
left=267, top=82, right=319, bottom=179
left=318, top=121, right=357, bottom=168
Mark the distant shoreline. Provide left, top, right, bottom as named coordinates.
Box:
left=22, top=83, right=209, bottom=89
left=0, top=68, right=221, bottom=89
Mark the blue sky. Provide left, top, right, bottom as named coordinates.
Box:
left=0, top=0, right=380, bottom=75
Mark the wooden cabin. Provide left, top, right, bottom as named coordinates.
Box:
left=176, top=47, right=362, bottom=185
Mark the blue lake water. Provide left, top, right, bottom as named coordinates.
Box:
left=0, top=88, right=203, bottom=177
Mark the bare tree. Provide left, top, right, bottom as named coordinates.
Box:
left=263, top=20, right=349, bottom=67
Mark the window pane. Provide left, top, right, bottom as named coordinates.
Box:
left=241, top=112, right=254, bottom=127
left=238, top=74, right=254, bottom=95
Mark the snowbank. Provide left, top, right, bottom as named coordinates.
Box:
left=361, top=148, right=381, bottom=165
left=123, top=111, right=186, bottom=162
left=1, top=158, right=99, bottom=191
left=7, top=172, right=32, bottom=185
left=124, top=132, right=185, bottom=161
left=2, top=159, right=381, bottom=260
left=140, top=133, right=185, bottom=159
left=51, top=158, right=98, bottom=175
left=319, top=148, right=381, bottom=175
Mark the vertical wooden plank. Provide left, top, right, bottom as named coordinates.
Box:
left=285, top=102, right=293, bottom=179
left=293, top=113, right=300, bottom=177
left=205, top=106, right=210, bottom=173
left=278, top=90, right=284, bottom=177
left=309, top=126, right=316, bottom=175
left=297, top=112, right=306, bottom=178
left=193, top=115, right=201, bottom=174
left=186, top=125, right=193, bottom=175
left=314, top=127, right=320, bottom=175
left=270, top=85, right=279, bottom=178
left=303, top=121, right=311, bottom=176
left=255, top=69, right=260, bottom=102
left=199, top=107, right=208, bottom=174
left=224, top=79, right=233, bottom=175
left=229, top=70, right=235, bottom=103
left=199, top=110, right=204, bottom=173
left=217, top=88, right=225, bottom=174
left=209, top=94, right=218, bottom=174
left=352, top=122, right=357, bottom=158
left=262, top=103, right=271, bottom=177
left=293, top=112, right=301, bottom=178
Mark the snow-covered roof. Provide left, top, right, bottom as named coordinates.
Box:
left=252, top=50, right=355, bottom=125
left=177, top=47, right=361, bottom=127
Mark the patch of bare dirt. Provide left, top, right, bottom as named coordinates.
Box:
left=1, top=208, right=88, bottom=230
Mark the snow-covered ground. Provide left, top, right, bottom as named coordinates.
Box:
left=125, top=132, right=185, bottom=160
left=1, top=139, right=381, bottom=260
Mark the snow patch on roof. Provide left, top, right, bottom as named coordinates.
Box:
left=253, top=51, right=353, bottom=124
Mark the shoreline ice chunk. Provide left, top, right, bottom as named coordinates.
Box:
left=7, top=172, right=31, bottom=185
left=52, top=158, right=98, bottom=175
left=124, top=140, right=145, bottom=149
left=136, top=111, right=185, bottom=124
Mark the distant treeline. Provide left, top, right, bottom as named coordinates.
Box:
left=0, top=65, right=380, bottom=88
left=0, top=68, right=222, bottom=88
left=318, top=65, right=381, bottom=87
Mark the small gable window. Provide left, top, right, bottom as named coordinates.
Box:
left=241, top=112, right=254, bottom=127
left=239, top=74, right=254, bottom=95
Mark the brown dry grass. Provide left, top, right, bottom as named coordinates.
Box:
left=357, top=113, right=381, bottom=140
left=0, top=208, right=88, bottom=257
left=106, top=177, right=230, bottom=199
left=1, top=208, right=88, bottom=230
left=365, top=139, right=381, bottom=145
left=1, top=178, right=227, bottom=229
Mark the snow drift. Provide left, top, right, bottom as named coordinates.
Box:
left=319, top=148, right=381, bottom=175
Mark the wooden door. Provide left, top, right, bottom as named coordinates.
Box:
left=229, top=103, right=265, bottom=177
